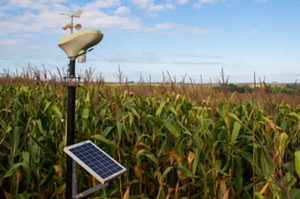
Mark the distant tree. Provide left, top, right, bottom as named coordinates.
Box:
left=228, top=84, right=238, bottom=92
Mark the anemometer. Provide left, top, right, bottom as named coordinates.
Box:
left=60, top=10, right=83, bottom=35
left=58, top=10, right=127, bottom=199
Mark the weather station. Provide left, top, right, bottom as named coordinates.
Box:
left=58, top=10, right=127, bottom=199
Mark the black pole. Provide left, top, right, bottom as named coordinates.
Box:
left=66, top=59, right=76, bottom=199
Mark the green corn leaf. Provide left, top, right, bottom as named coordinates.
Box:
left=295, top=151, right=300, bottom=178
left=231, top=121, right=241, bottom=144
left=156, top=102, right=166, bottom=119
left=82, top=108, right=89, bottom=119
left=192, top=149, right=200, bottom=174
left=162, top=166, right=173, bottom=181
left=125, top=194, right=149, bottom=199
left=36, top=119, right=43, bottom=133
left=130, top=107, right=140, bottom=119
left=14, top=192, right=32, bottom=199
left=42, top=101, right=52, bottom=114
left=39, top=169, right=54, bottom=191
left=117, top=121, right=123, bottom=142
left=21, top=152, right=31, bottom=184
left=289, top=112, right=300, bottom=121
left=12, top=127, right=21, bottom=157
left=192, top=135, right=202, bottom=150
left=234, top=156, right=243, bottom=195
left=291, top=188, right=300, bottom=199
left=128, top=112, right=134, bottom=127
left=136, top=149, right=158, bottom=167
left=51, top=183, right=66, bottom=198
left=177, top=166, right=198, bottom=178
left=241, top=191, right=252, bottom=199
left=163, top=119, right=178, bottom=138
left=230, top=112, right=252, bottom=132
left=144, top=153, right=158, bottom=168
left=50, top=104, right=62, bottom=118
left=0, top=162, right=24, bottom=186
left=91, top=134, right=118, bottom=149
left=101, top=126, right=114, bottom=137
left=30, top=135, right=60, bottom=159
left=254, top=192, right=264, bottom=199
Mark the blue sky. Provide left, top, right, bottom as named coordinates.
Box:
left=0, top=0, right=299, bottom=83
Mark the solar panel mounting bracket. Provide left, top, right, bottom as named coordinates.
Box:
left=64, top=140, right=127, bottom=198
left=73, top=182, right=109, bottom=199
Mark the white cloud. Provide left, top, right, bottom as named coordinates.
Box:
left=0, top=38, right=25, bottom=45
left=193, top=0, right=216, bottom=8
left=143, top=23, right=209, bottom=35
left=25, top=45, right=46, bottom=49
left=83, top=0, right=121, bottom=10
left=114, top=6, right=131, bottom=15
left=3, top=0, right=45, bottom=10
left=178, top=25, right=209, bottom=34
left=131, top=0, right=153, bottom=9
left=0, top=0, right=207, bottom=47
left=251, top=29, right=260, bottom=33
left=10, top=12, right=36, bottom=22
left=0, top=0, right=141, bottom=36
left=0, top=11, right=6, bottom=18
left=1, top=0, right=67, bottom=10
left=255, top=0, right=267, bottom=3
left=103, top=55, right=159, bottom=63
left=131, top=0, right=175, bottom=12
left=178, top=54, right=223, bottom=59
left=0, top=21, right=31, bottom=36
left=145, top=23, right=175, bottom=31
left=170, top=61, right=220, bottom=65
left=79, top=10, right=141, bottom=30
left=176, top=0, right=188, bottom=5
left=148, top=3, right=175, bottom=12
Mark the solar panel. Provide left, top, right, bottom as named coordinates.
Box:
left=64, top=140, right=127, bottom=184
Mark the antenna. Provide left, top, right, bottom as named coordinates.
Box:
left=61, top=10, right=83, bottom=35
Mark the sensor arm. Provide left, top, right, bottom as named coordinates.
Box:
left=75, top=48, right=94, bottom=59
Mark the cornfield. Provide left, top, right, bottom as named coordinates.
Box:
left=0, top=69, right=300, bottom=199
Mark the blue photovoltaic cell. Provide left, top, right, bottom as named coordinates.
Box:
left=69, top=142, right=123, bottom=179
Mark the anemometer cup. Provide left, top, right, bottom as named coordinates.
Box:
left=62, top=23, right=82, bottom=31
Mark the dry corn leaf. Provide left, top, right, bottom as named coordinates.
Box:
left=220, top=180, right=229, bottom=199
left=123, top=186, right=130, bottom=199
left=175, top=180, right=179, bottom=199
left=169, top=150, right=176, bottom=165
left=16, top=169, right=20, bottom=187
left=259, top=177, right=272, bottom=195
left=4, top=191, right=13, bottom=199
left=134, top=165, right=141, bottom=178
left=177, top=169, right=184, bottom=181
left=129, top=179, right=139, bottom=185
left=53, top=165, right=61, bottom=177
left=188, top=151, right=195, bottom=170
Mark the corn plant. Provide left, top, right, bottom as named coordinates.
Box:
left=0, top=81, right=299, bottom=199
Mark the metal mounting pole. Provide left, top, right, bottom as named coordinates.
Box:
left=66, top=59, right=76, bottom=199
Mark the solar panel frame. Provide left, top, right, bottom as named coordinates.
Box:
left=64, top=140, right=127, bottom=184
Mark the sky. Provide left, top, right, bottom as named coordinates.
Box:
left=0, top=0, right=299, bottom=83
